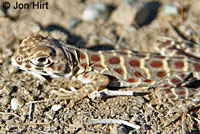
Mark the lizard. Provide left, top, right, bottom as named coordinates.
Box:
left=11, top=34, right=200, bottom=104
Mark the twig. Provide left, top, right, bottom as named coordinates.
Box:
left=28, top=103, right=33, bottom=120
left=179, top=0, right=184, bottom=24
left=89, top=119, right=140, bottom=130
left=0, top=112, right=20, bottom=118
left=103, top=89, right=134, bottom=96
left=88, top=89, right=134, bottom=99
left=116, top=30, right=126, bottom=49
left=26, top=99, right=51, bottom=104
left=188, top=114, right=200, bottom=123
left=99, top=35, right=116, bottom=46
left=33, top=129, right=51, bottom=134
left=1, top=122, right=50, bottom=127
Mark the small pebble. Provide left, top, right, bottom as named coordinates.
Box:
left=68, top=18, right=82, bottom=29
left=2, top=114, right=10, bottom=120
left=109, top=124, right=129, bottom=134
left=82, top=3, right=110, bottom=21
left=46, top=111, right=54, bottom=119
left=125, top=0, right=143, bottom=6
left=0, top=58, right=3, bottom=64
left=51, top=105, right=62, bottom=111
left=0, top=86, right=12, bottom=95
left=11, top=97, right=25, bottom=110
left=129, top=130, right=137, bottom=134
left=111, top=1, right=143, bottom=25
left=8, top=65, right=18, bottom=74
left=0, top=96, right=11, bottom=106
left=163, top=3, right=179, bottom=15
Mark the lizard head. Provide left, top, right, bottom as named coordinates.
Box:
left=11, top=34, right=74, bottom=78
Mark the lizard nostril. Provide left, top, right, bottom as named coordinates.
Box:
left=16, top=57, right=23, bottom=62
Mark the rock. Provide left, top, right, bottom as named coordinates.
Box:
left=2, top=114, right=10, bottom=120
left=111, top=1, right=161, bottom=27
left=0, top=18, right=15, bottom=47
left=134, top=1, right=161, bottom=27
left=11, top=19, right=40, bottom=40
left=8, top=65, right=18, bottom=74
left=51, top=105, right=62, bottom=111
left=111, top=0, right=143, bottom=25
left=125, top=0, right=142, bottom=6
left=2, top=1, right=20, bottom=18
left=0, top=59, right=3, bottom=64
left=82, top=3, right=111, bottom=21
left=49, top=30, right=68, bottom=42
left=0, top=86, right=12, bottom=95
left=46, top=111, right=54, bottom=119
left=163, top=3, right=179, bottom=15
left=68, top=17, right=82, bottom=29
left=11, top=97, right=25, bottom=110
left=0, top=96, right=11, bottom=106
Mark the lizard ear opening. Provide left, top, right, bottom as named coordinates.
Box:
left=64, top=64, right=72, bottom=74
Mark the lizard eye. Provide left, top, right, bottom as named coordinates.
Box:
left=37, top=57, right=48, bottom=63
left=31, top=57, right=50, bottom=66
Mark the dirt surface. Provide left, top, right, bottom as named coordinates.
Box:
left=0, top=0, right=200, bottom=133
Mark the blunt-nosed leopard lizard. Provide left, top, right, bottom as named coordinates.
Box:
left=11, top=34, right=200, bottom=103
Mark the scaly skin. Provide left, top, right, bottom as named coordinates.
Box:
left=11, top=34, right=200, bottom=102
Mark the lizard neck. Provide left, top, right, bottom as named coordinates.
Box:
left=63, top=46, right=89, bottom=77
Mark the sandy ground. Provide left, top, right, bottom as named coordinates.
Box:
left=0, top=0, right=200, bottom=133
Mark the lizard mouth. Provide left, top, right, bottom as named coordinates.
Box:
left=11, top=56, right=21, bottom=69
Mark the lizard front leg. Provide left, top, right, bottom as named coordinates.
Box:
left=52, top=72, right=110, bottom=105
